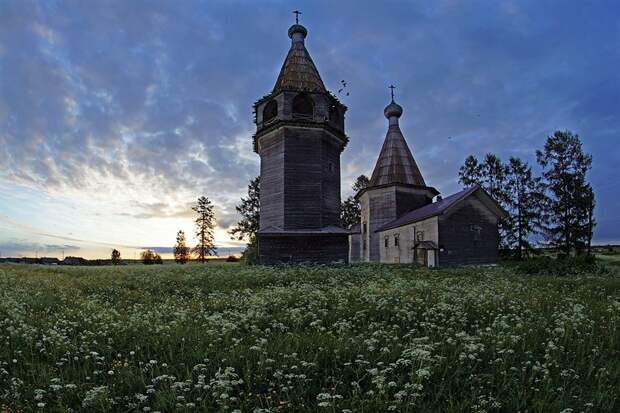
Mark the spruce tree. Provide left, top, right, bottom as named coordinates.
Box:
left=192, top=196, right=217, bottom=262
left=536, top=130, right=594, bottom=256
left=173, top=230, right=190, bottom=264
left=504, top=157, right=547, bottom=258
left=340, top=174, right=369, bottom=229
left=229, top=177, right=260, bottom=264
left=229, top=176, right=260, bottom=242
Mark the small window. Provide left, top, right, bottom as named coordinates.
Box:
left=292, top=93, right=313, bottom=117
left=384, top=236, right=389, bottom=248
left=362, top=222, right=367, bottom=234
left=363, top=239, right=367, bottom=250
left=394, top=234, right=399, bottom=247
left=328, top=162, right=335, bottom=173
left=416, top=231, right=425, bottom=241
left=263, top=100, right=278, bottom=122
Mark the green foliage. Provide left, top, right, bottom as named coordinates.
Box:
left=504, top=157, right=547, bottom=258
left=241, top=237, right=258, bottom=265
left=110, top=249, right=121, bottom=265
left=0, top=264, right=618, bottom=412
left=537, top=130, right=595, bottom=255
left=340, top=174, right=369, bottom=229
left=192, top=196, right=217, bottom=262
left=173, top=230, right=190, bottom=264
left=229, top=176, right=260, bottom=242
left=507, top=255, right=609, bottom=277
left=140, top=249, right=157, bottom=265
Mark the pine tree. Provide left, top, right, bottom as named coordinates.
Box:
left=229, top=176, right=260, bottom=242
left=504, top=157, right=547, bottom=259
left=229, top=177, right=260, bottom=264
left=536, top=130, right=594, bottom=256
left=173, top=230, right=190, bottom=264
left=111, top=249, right=121, bottom=265
left=192, top=196, right=217, bottom=262
left=340, top=174, right=369, bottom=229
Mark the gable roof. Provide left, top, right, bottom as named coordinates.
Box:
left=376, top=185, right=508, bottom=232
left=273, top=35, right=326, bottom=94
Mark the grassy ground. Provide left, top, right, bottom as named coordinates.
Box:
left=0, top=263, right=618, bottom=412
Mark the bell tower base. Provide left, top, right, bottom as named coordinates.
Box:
left=257, top=230, right=349, bottom=265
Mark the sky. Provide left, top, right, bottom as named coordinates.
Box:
left=0, top=0, right=618, bottom=259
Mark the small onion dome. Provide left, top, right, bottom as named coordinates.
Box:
left=288, top=24, right=308, bottom=40
left=384, top=101, right=403, bottom=119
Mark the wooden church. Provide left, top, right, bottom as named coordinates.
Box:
left=253, top=21, right=350, bottom=264
left=253, top=18, right=506, bottom=266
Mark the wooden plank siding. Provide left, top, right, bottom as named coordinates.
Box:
left=438, top=197, right=500, bottom=266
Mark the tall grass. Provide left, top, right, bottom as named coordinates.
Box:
left=0, top=263, right=618, bottom=412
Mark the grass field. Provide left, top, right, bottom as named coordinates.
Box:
left=1, top=263, right=619, bottom=412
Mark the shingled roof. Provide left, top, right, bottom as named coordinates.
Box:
left=369, top=101, right=426, bottom=187
left=376, top=186, right=508, bottom=232
left=273, top=24, right=326, bottom=94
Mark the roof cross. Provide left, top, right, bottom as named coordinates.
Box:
left=293, top=10, right=302, bottom=24
left=389, top=84, right=396, bottom=102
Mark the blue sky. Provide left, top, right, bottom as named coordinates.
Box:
left=0, top=0, right=618, bottom=258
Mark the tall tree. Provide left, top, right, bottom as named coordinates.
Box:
left=229, top=176, right=260, bottom=264
left=192, top=196, right=217, bottom=262
left=111, top=249, right=121, bottom=265
left=229, top=176, right=260, bottom=242
left=536, top=130, right=594, bottom=256
left=340, top=174, right=369, bottom=229
left=504, top=157, right=547, bottom=258
left=173, top=230, right=190, bottom=264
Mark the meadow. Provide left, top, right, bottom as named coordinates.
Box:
left=0, top=262, right=618, bottom=412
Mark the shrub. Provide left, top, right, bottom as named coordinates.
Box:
left=508, top=255, right=608, bottom=276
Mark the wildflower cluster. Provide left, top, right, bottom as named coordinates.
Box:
left=0, top=263, right=618, bottom=411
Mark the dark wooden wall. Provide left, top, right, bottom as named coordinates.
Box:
left=258, top=234, right=348, bottom=264
left=395, top=189, right=432, bottom=217
left=438, top=198, right=499, bottom=266
left=258, top=133, right=285, bottom=230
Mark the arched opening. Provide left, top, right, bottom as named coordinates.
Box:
left=292, top=93, right=313, bottom=117
left=263, top=100, right=278, bottom=123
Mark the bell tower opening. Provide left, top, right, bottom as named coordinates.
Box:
left=263, top=100, right=278, bottom=123
left=292, top=93, right=313, bottom=118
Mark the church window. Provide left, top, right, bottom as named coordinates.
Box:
left=292, top=93, right=313, bottom=117
left=394, top=234, right=400, bottom=247
left=263, top=100, right=278, bottom=123
left=384, top=236, right=389, bottom=248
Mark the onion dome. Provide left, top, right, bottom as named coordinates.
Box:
left=384, top=101, right=403, bottom=119
left=288, top=24, right=308, bottom=41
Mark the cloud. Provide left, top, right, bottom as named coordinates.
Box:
left=0, top=0, right=618, bottom=244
